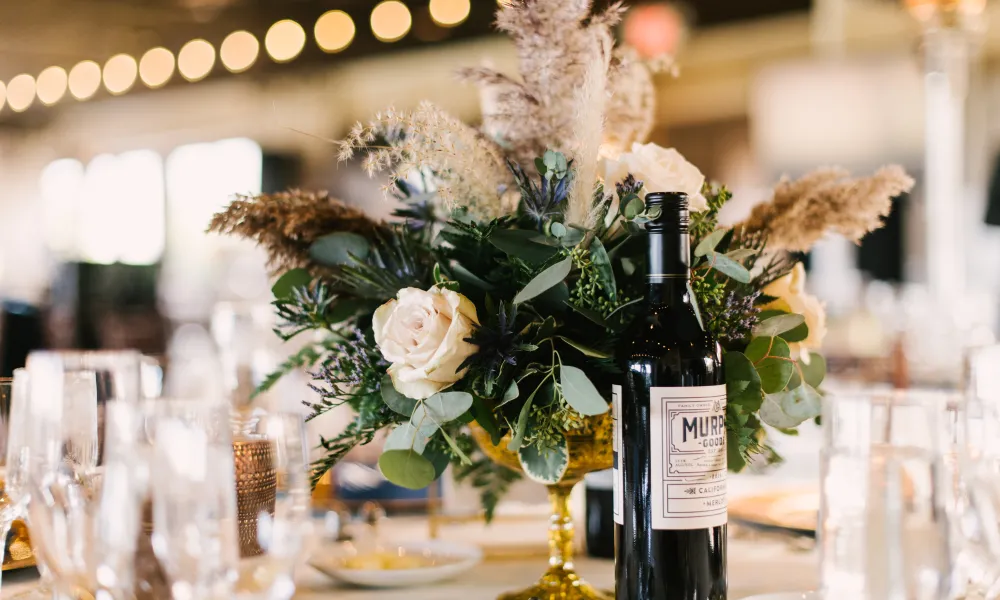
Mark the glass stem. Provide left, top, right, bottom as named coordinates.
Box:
left=546, top=484, right=576, bottom=572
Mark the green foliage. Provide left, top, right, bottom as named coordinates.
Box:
left=453, top=454, right=522, bottom=522
left=378, top=450, right=436, bottom=490
left=518, top=432, right=569, bottom=484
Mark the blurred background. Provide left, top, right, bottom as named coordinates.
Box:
left=1, top=0, right=999, bottom=420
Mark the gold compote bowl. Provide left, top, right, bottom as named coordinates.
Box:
left=470, top=412, right=613, bottom=600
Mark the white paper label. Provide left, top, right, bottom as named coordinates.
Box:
left=612, top=384, right=623, bottom=525
left=650, top=385, right=727, bottom=530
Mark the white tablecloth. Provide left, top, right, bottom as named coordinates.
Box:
left=0, top=535, right=817, bottom=599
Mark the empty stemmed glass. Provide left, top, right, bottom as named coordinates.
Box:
left=23, top=352, right=146, bottom=599
left=148, top=400, right=240, bottom=600
left=234, top=412, right=311, bottom=600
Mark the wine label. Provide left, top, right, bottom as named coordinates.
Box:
left=612, top=384, right=623, bottom=525
left=650, top=385, right=727, bottom=530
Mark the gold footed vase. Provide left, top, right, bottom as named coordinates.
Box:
left=470, top=412, right=614, bottom=600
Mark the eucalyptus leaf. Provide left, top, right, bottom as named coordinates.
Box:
left=423, top=444, right=452, bottom=479
left=549, top=222, right=567, bottom=238
left=421, top=391, right=474, bottom=424
left=557, top=336, right=612, bottom=359
left=753, top=313, right=806, bottom=338
left=469, top=401, right=501, bottom=446
left=695, top=228, right=728, bottom=257
left=490, top=230, right=560, bottom=264
left=725, top=352, right=763, bottom=411
left=378, top=450, right=436, bottom=490
left=727, top=430, right=747, bottom=472
left=383, top=422, right=434, bottom=454
left=450, top=263, right=494, bottom=291
left=745, top=337, right=794, bottom=394
left=271, top=268, right=311, bottom=299
left=514, top=257, right=573, bottom=304
left=782, top=321, right=810, bottom=343
left=380, top=374, right=417, bottom=416
left=773, top=383, right=822, bottom=422
left=560, top=366, right=610, bottom=416
left=590, top=239, right=617, bottom=303
left=507, top=382, right=544, bottom=451
left=758, top=396, right=804, bottom=429
left=801, top=353, right=827, bottom=388
left=499, top=381, right=520, bottom=407
left=564, top=302, right=615, bottom=330
left=686, top=282, right=706, bottom=330
left=707, top=252, right=752, bottom=283
left=623, top=196, right=645, bottom=219
left=517, top=435, right=569, bottom=484
left=309, top=232, right=370, bottom=267
left=725, top=248, right=756, bottom=262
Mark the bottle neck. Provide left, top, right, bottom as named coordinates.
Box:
left=647, top=228, right=690, bottom=305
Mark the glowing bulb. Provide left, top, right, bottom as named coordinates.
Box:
left=178, top=39, right=215, bottom=82
left=36, top=66, right=68, bottom=106
left=315, top=10, right=356, bottom=53
left=430, top=0, right=470, bottom=26
left=265, top=19, right=306, bottom=62
left=103, top=54, right=138, bottom=95
left=69, top=60, right=102, bottom=100
left=6, top=74, right=35, bottom=112
left=140, top=47, right=175, bottom=88
left=221, top=30, right=259, bottom=72
left=371, top=1, right=412, bottom=42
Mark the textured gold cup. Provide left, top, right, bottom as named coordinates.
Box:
left=471, top=411, right=614, bottom=600
left=233, top=438, right=277, bottom=557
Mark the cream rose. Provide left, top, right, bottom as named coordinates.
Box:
left=761, top=263, right=827, bottom=364
left=602, top=142, right=708, bottom=212
left=372, top=287, right=480, bottom=400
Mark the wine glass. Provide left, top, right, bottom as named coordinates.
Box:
left=148, top=399, right=239, bottom=600
left=234, top=412, right=311, bottom=600
left=23, top=352, right=145, bottom=599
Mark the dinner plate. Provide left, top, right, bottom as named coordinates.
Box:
left=729, top=488, right=818, bottom=537
left=310, top=540, right=483, bottom=588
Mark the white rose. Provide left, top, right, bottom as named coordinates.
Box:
left=372, top=287, right=480, bottom=400
left=761, top=263, right=827, bottom=364
left=602, top=142, right=708, bottom=212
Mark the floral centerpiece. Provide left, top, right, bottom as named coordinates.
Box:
left=210, top=2, right=912, bottom=596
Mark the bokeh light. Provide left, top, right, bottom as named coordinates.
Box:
left=429, top=0, right=471, bottom=26
left=103, top=54, right=138, bottom=95
left=140, top=47, right=175, bottom=88
left=6, top=74, right=36, bottom=112
left=315, top=10, right=356, bottom=53
left=69, top=60, right=102, bottom=100
left=623, top=3, right=686, bottom=59
left=221, top=31, right=260, bottom=73
left=36, top=66, right=68, bottom=106
left=371, top=1, right=412, bottom=42
left=178, top=39, right=216, bottom=82
left=265, top=19, right=306, bottom=63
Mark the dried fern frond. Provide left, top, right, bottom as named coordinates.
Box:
left=340, top=102, right=510, bottom=221
left=739, top=166, right=915, bottom=253
left=207, top=190, right=382, bottom=273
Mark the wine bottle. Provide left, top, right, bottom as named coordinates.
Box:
left=614, top=191, right=727, bottom=600
left=584, top=469, right=615, bottom=559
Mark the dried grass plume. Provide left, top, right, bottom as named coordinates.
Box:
left=739, top=165, right=915, bottom=253
left=207, top=190, right=382, bottom=273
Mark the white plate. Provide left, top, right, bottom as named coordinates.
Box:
left=310, top=540, right=482, bottom=588
left=741, top=593, right=819, bottom=600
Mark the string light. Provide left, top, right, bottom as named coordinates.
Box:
left=36, top=66, right=68, bottom=106
left=103, top=54, right=138, bottom=95
left=315, top=10, right=356, bottom=53
left=221, top=31, right=259, bottom=72
left=265, top=19, right=306, bottom=63
left=140, top=47, right=175, bottom=88
left=429, top=0, right=471, bottom=26
left=371, top=1, right=412, bottom=42
left=69, top=60, right=102, bottom=100
left=178, top=39, right=215, bottom=82
left=6, top=74, right=36, bottom=112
